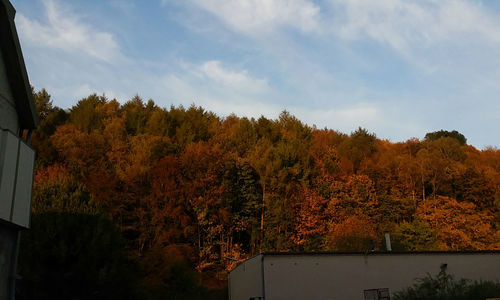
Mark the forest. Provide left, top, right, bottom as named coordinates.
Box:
left=17, top=88, right=500, bottom=299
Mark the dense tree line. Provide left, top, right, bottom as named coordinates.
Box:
left=19, top=89, right=500, bottom=298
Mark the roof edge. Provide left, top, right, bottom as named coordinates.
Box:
left=261, top=250, right=500, bottom=256
left=231, top=253, right=263, bottom=272
left=2, top=0, right=14, bottom=17
left=0, top=0, right=39, bottom=130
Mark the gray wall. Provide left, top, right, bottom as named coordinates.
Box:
left=229, top=253, right=500, bottom=300
left=229, top=255, right=264, bottom=300
left=0, top=46, right=19, bottom=134
left=0, top=129, right=34, bottom=228
left=262, top=253, right=500, bottom=300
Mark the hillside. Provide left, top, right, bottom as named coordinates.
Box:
left=18, top=88, right=500, bottom=299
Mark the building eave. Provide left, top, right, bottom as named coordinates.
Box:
left=0, top=0, right=38, bottom=130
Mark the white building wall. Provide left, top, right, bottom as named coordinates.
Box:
left=262, top=253, right=500, bottom=300
left=229, top=255, right=264, bottom=300
left=230, top=253, right=500, bottom=300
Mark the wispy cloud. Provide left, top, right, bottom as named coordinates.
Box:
left=158, top=60, right=390, bottom=134
left=329, top=0, right=500, bottom=65
left=198, top=60, right=269, bottom=94
left=160, top=60, right=272, bottom=112
left=16, top=0, right=122, bottom=63
left=187, top=0, right=321, bottom=35
left=13, top=0, right=500, bottom=146
left=298, top=102, right=379, bottom=128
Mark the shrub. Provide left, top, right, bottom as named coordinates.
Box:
left=393, top=270, right=500, bottom=300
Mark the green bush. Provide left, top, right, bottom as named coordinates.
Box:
left=393, top=270, right=500, bottom=300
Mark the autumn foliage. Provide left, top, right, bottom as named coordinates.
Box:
left=20, top=89, right=500, bottom=298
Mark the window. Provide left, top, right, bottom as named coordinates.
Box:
left=364, top=288, right=390, bottom=300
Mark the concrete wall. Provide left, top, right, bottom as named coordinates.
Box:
left=0, top=46, right=19, bottom=134
left=261, top=253, right=500, bottom=300
left=229, top=255, right=264, bottom=300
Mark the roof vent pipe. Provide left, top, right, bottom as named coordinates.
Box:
left=384, top=232, right=392, bottom=252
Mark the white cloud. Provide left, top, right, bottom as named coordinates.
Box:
left=160, top=60, right=271, bottom=101
left=297, top=103, right=379, bottom=130
left=159, top=63, right=386, bottom=134
left=154, top=60, right=281, bottom=118
left=48, top=83, right=128, bottom=105
left=15, top=0, right=500, bottom=147
left=188, top=0, right=321, bottom=35
left=160, top=72, right=280, bottom=118
left=198, top=61, right=269, bottom=94
left=330, top=0, right=500, bottom=56
left=16, top=0, right=121, bottom=63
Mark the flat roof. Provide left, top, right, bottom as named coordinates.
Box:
left=231, top=250, right=500, bottom=271
left=261, top=250, right=500, bottom=256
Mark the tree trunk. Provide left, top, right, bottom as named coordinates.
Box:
left=260, top=184, right=265, bottom=252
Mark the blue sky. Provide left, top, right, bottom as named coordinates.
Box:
left=11, top=0, right=500, bottom=148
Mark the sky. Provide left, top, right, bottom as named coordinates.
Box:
left=10, top=0, right=500, bottom=148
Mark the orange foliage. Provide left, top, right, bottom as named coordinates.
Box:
left=327, top=215, right=377, bottom=251
left=417, top=196, right=499, bottom=250
left=292, top=188, right=328, bottom=247
left=29, top=91, right=500, bottom=293
left=34, top=163, right=70, bottom=183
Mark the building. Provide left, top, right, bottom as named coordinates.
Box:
left=0, top=0, right=38, bottom=299
left=229, top=251, right=500, bottom=300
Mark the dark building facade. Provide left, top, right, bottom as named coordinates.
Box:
left=0, top=0, right=38, bottom=299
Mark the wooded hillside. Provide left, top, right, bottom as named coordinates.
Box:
left=18, top=88, right=500, bottom=299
